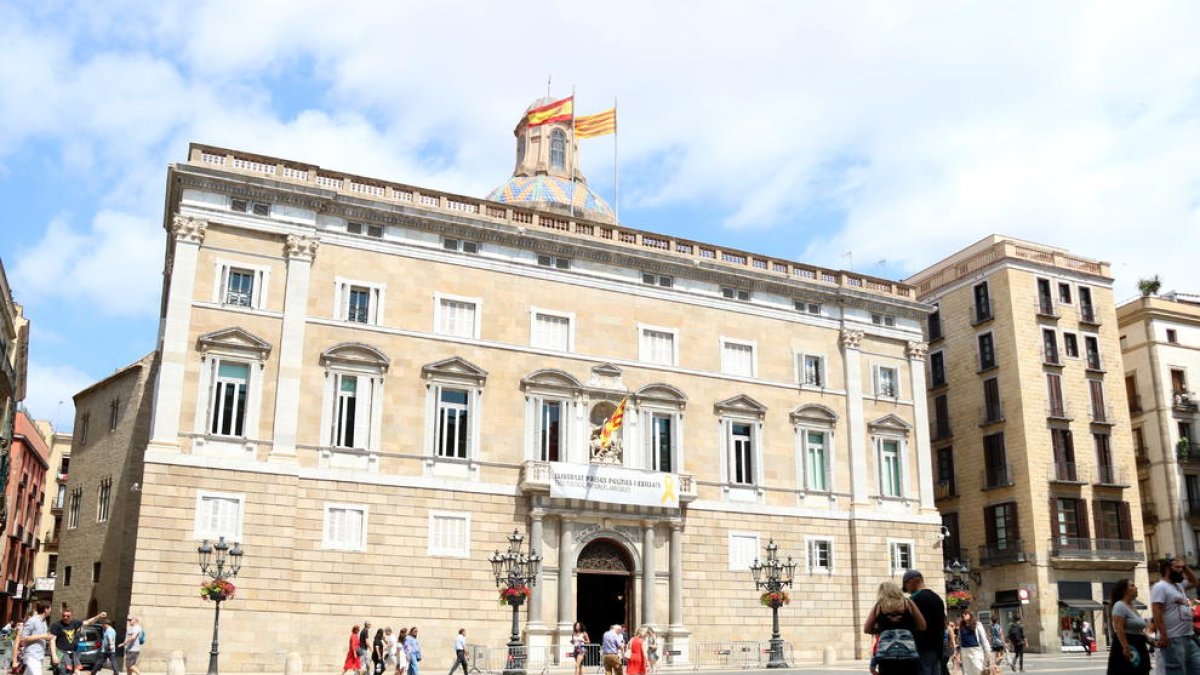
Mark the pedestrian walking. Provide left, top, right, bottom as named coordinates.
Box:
left=1082, top=621, right=1096, bottom=656
left=1150, top=557, right=1200, bottom=675
left=344, top=625, right=364, bottom=675
left=121, top=616, right=144, bottom=675
left=1110, top=578, right=1150, bottom=675
left=394, top=629, right=410, bottom=675
left=600, top=625, right=624, bottom=675
left=645, top=627, right=658, bottom=673
left=1006, top=618, right=1026, bottom=673
left=864, top=581, right=926, bottom=675
left=988, top=620, right=1005, bottom=666
left=49, top=607, right=105, bottom=675
left=956, top=612, right=993, bottom=675
left=570, top=623, right=590, bottom=675
left=447, top=629, right=469, bottom=675
left=373, top=629, right=387, bottom=675
left=92, top=618, right=121, bottom=675
left=405, top=627, right=422, bottom=675
left=904, top=570, right=947, bottom=675
left=360, top=623, right=373, bottom=675
left=17, top=603, right=53, bottom=675
left=624, top=627, right=648, bottom=675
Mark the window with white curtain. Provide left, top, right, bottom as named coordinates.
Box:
left=193, top=491, right=244, bottom=541
left=437, top=296, right=479, bottom=338
left=532, top=311, right=572, bottom=351
left=336, top=279, right=384, bottom=325
left=323, top=503, right=367, bottom=551
left=727, top=532, right=760, bottom=571
left=640, top=327, right=677, bottom=366
left=428, top=511, right=471, bottom=557
left=722, top=340, right=755, bottom=377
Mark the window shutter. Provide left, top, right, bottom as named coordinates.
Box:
left=1009, top=504, right=1020, bottom=544
left=641, top=410, right=653, bottom=469
left=1118, top=502, right=1132, bottom=540
left=670, top=413, right=680, bottom=473
left=1092, top=499, right=1104, bottom=540
left=354, top=377, right=373, bottom=449
left=1049, top=496, right=1059, bottom=537
left=984, top=506, right=997, bottom=545
left=1076, top=499, right=1090, bottom=540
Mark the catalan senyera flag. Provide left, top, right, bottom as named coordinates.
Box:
left=599, top=397, right=628, bottom=449
left=574, top=107, right=617, bottom=139
left=526, top=96, right=574, bottom=127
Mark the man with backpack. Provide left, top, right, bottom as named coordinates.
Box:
left=903, top=570, right=947, bottom=675
left=121, top=616, right=144, bottom=675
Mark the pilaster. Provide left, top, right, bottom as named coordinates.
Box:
left=641, top=521, right=656, bottom=628
left=269, top=234, right=319, bottom=461
left=906, top=341, right=935, bottom=510
left=556, top=515, right=576, bottom=663
left=841, top=329, right=869, bottom=503
left=667, top=522, right=689, bottom=663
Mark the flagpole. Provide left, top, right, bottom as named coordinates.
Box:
left=613, top=96, right=620, bottom=223
left=570, top=86, right=577, bottom=219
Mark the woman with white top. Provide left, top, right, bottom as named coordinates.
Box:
left=571, top=623, right=590, bottom=675
left=1109, top=579, right=1150, bottom=675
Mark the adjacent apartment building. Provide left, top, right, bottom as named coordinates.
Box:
left=1118, top=292, right=1200, bottom=565
left=2, top=411, right=49, bottom=620
left=108, top=102, right=943, bottom=672
left=32, top=424, right=72, bottom=607
left=0, top=259, right=30, bottom=531
left=907, top=236, right=1148, bottom=652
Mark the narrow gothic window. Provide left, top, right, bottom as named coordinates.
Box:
left=550, top=129, right=567, bottom=169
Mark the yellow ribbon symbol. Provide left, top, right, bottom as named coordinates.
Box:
left=661, top=475, right=678, bottom=505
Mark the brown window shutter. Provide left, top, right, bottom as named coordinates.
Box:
left=1092, top=499, right=1105, bottom=540
left=1050, top=495, right=1060, bottom=536
left=985, top=506, right=997, bottom=545
left=1076, top=499, right=1090, bottom=540
left=1009, top=503, right=1021, bottom=543
left=1118, top=502, right=1133, bottom=540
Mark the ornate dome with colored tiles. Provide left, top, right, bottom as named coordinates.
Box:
left=488, top=175, right=615, bottom=223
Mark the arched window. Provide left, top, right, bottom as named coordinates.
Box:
left=550, top=129, right=566, bottom=169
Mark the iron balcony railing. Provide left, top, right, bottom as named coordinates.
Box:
left=1048, top=537, right=1143, bottom=561
left=1052, top=461, right=1084, bottom=483
left=1094, top=465, right=1129, bottom=487
left=982, top=463, right=1014, bottom=489
left=1047, top=401, right=1074, bottom=421
left=1036, top=299, right=1059, bottom=318
left=979, top=540, right=1026, bottom=565
left=1080, top=303, right=1100, bottom=324
left=935, top=479, right=956, bottom=500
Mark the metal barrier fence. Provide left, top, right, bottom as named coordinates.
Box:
left=468, top=644, right=554, bottom=675
left=688, top=641, right=794, bottom=670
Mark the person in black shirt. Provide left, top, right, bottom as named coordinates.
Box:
left=49, top=607, right=106, bottom=674
left=1006, top=618, right=1026, bottom=672
left=903, top=570, right=947, bottom=675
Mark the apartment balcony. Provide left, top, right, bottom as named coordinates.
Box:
left=1035, top=299, right=1060, bottom=319
left=517, top=460, right=698, bottom=504
left=1051, top=461, right=1086, bottom=484
left=930, top=419, right=953, bottom=441
left=1128, top=395, right=1143, bottom=415
left=971, top=301, right=995, bottom=326
left=32, top=577, right=55, bottom=593
left=982, top=464, right=1015, bottom=490
left=1174, top=391, right=1198, bottom=413
left=1086, top=356, right=1105, bottom=373
left=1079, top=303, right=1100, bottom=326
left=1047, top=402, right=1074, bottom=421
left=979, top=540, right=1028, bottom=566
left=1090, top=404, right=1116, bottom=426
left=1093, top=465, right=1130, bottom=488
left=935, top=479, right=956, bottom=501
left=979, top=404, right=1006, bottom=427
left=1048, top=537, right=1143, bottom=565
left=1042, top=346, right=1063, bottom=367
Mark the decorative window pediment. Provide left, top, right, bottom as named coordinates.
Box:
left=635, top=383, right=688, bottom=407
left=422, top=356, right=488, bottom=386
left=320, top=342, right=390, bottom=373
left=868, top=413, right=912, bottom=435
left=197, top=327, right=272, bottom=360
left=791, top=403, right=838, bottom=428
left=714, top=394, right=767, bottom=419
left=521, top=368, right=583, bottom=392
left=588, top=363, right=625, bottom=390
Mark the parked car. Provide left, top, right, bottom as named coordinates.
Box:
left=72, top=625, right=106, bottom=671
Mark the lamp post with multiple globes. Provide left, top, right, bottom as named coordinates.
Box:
left=749, top=539, right=797, bottom=669
left=489, top=529, right=542, bottom=675
left=197, top=536, right=244, bottom=675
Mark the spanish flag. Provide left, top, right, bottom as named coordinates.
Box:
left=526, top=96, right=574, bottom=127
left=599, top=397, right=628, bottom=449
left=575, top=108, right=617, bottom=139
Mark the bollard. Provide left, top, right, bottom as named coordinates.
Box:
left=167, top=650, right=187, bottom=675
left=823, top=645, right=837, bottom=665
left=285, top=651, right=303, bottom=675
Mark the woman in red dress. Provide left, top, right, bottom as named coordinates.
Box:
left=343, top=625, right=363, bottom=675
left=625, top=626, right=648, bottom=675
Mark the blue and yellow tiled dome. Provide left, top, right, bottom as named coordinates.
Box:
left=487, top=175, right=615, bottom=223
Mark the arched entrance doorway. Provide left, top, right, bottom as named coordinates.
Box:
left=576, top=539, right=634, bottom=639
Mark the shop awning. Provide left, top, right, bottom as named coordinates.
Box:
left=1059, top=599, right=1105, bottom=611
left=991, top=601, right=1023, bottom=608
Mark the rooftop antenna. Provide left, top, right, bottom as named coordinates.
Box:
left=547, top=75, right=552, bottom=98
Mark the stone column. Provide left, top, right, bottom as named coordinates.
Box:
left=641, top=521, right=656, bottom=628
left=667, top=522, right=689, bottom=662
left=529, top=511, right=546, bottom=628
left=841, top=329, right=869, bottom=503
left=906, top=342, right=935, bottom=510
left=269, top=234, right=319, bottom=461
left=149, top=216, right=207, bottom=451
left=557, top=516, right=575, bottom=659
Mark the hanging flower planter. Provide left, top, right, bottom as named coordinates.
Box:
left=200, top=579, right=236, bottom=602
left=499, top=584, right=531, bottom=607
left=759, top=591, right=790, bottom=609
left=946, top=590, right=972, bottom=610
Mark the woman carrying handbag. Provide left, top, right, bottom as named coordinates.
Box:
left=956, top=612, right=994, bottom=675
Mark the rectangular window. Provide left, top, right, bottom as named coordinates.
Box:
left=721, top=340, right=755, bottom=377
left=1052, top=428, right=1077, bottom=481
left=800, top=354, right=825, bottom=387
left=804, top=430, right=829, bottom=492
left=1085, top=335, right=1102, bottom=370
left=437, top=388, right=470, bottom=459
left=63, top=566, right=71, bottom=587
left=973, top=282, right=992, bottom=323
left=650, top=413, right=674, bottom=473
left=1037, top=278, right=1055, bottom=315
left=532, top=311, right=572, bottom=351
left=1043, top=329, right=1059, bottom=364
left=876, top=366, right=899, bottom=398
left=428, top=512, right=471, bottom=558
left=640, top=327, right=677, bottom=366
left=68, top=489, right=81, bottom=530
left=794, top=300, right=822, bottom=315
left=728, top=532, right=759, bottom=571
left=539, top=400, right=565, bottom=463
left=323, top=504, right=368, bottom=551
left=984, top=432, right=1008, bottom=487
left=985, top=502, right=1018, bottom=549
left=96, top=479, right=111, bottom=523
left=193, top=491, right=244, bottom=541
left=1168, top=329, right=1179, bottom=344
left=1053, top=498, right=1087, bottom=548
left=210, top=360, right=249, bottom=437
left=978, top=333, right=996, bottom=370
left=1058, top=282, right=1073, bottom=304
left=1172, top=368, right=1188, bottom=394
left=1079, top=286, right=1096, bottom=323
left=1095, top=433, right=1116, bottom=484
left=928, top=306, right=942, bottom=341
left=1047, top=373, right=1066, bottom=418
left=941, top=512, right=961, bottom=561
left=721, top=287, right=751, bottom=301
left=537, top=254, right=571, bottom=270
left=231, top=198, right=270, bottom=216
left=1095, top=501, right=1132, bottom=541
left=729, top=423, right=755, bottom=486
left=983, top=377, right=1002, bottom=423
left=808, top=538, right=832, bottom=573
left=333, top=375, right=359, bottom=448
left=889, top=542, right=913, bottom=573
left=934, top=395, right=951, bottom=439
left=879, top=439, right=902, bottom=497
left=347, top=287, right=372, bottom=323
left=871, top=313, right=897, bottom=327
left=1089, top=379, right=1107, bottom=422
left=936, top=447, right=955, bottom=497
left=442, top=238, right=479, bottom=254
left=224, top=269, right=255, bottom=307
left=930, top=352, right=946, bottom=387
left=92, top=562, right=101, bottom=583
left=437, top=297, right=479, bottom=338
left=1064, top=332, right=1079, bottom=358
left=108, top=399, right=119, bottom=431
left=78, top=413, right=89, bottom=446
left=642, top=273, right=673, bottom=288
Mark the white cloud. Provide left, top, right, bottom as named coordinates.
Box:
left=22, top=361, right=96, bottom=432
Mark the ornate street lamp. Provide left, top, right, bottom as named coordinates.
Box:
left=748, top=539, right=795, bottom=669
left=489, top=529, right=542, bottom=675
left=197, top=536, right=244, bottom=675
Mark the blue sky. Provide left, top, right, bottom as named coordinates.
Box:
left=2, top=1, right=1200, bottom=429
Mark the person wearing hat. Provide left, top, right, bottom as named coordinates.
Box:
left=903, top=570, right=946, bottom=675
